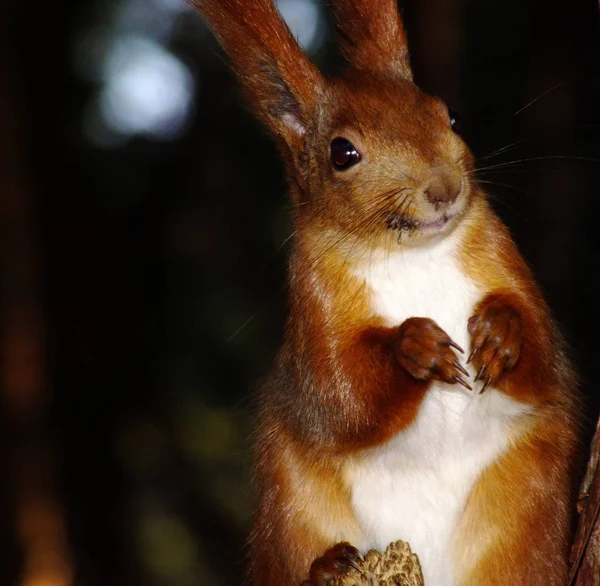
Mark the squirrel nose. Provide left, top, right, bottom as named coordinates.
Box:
left=424, top=169, right=461, bottom=210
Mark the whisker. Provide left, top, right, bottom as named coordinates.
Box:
left=485, top=192, right=533, bottom=226
left=473, top=164, right=599, bottom=179
left=478, top=123, right=600, bottom=164
left=291, top=185, right=410, bottom=211
left=308, top=189, right=406, bottom=291
left=368, top=194, right=411, bottom=282
left=225, top=297, right=276, bottom=344
left=260, top=230, right=296, bottom=269
left=478, top=137, right=531, bottom=162
left=475, top=155, right=600, bottom=174
left=513, top=79, right=568, bottom=116
left=476, top=178, right=528, bottom=193
left=340, top=195, right=401, bottom=278
left=333, top=190, right=416, bottom=289
left=477, top=178, right=571, bottom=219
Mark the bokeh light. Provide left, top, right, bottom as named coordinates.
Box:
left=276, top=0, right=326, bottom=54
left=98, top=35, right=194, bottom=140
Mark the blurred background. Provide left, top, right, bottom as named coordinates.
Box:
left=0, top=0, right=599, bottom=585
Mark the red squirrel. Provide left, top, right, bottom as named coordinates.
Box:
left=190, top=0, right=581, bottom=584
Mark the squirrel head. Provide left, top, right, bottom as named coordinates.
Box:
left=191, top=0, right=476, bottom=250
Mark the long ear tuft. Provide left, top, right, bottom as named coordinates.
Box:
left=190, top=0, right=324, bottom=145
left=332, top=0, right=412, bottom=79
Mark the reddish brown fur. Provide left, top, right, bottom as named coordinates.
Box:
left=188, top=1, right=581, bottom=585
left=332, top=0, right=412, bottom=78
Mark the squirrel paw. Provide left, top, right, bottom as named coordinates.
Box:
left=302, top=542, right=364, bottom=586
left=395, top=317, right=471, bottom=391
left=467, top=296, right=522, bottom=393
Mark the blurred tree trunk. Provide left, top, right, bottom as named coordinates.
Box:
left=0, top=10, right=73, bottom=586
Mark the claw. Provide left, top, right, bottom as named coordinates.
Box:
left=474, top=365, right=485, bottom=382
left=452, top=375, right=473, bottom=391
left=447, top=339, right=464, bottom=354
left=453, top=361, right=470, bottom=378
left=467, top=347, right=478, bottom=364
left=336, top=556, right=361, bottom=573
left=480, top=378, right=492, bottom=394
left=338, top=546, right=364, bottom=571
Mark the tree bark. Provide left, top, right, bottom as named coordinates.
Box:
left=570, top=416, right=600, bottom=585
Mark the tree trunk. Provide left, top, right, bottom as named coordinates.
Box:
left=570, top=416, right=600, bottom=584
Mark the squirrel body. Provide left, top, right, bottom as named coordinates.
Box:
left=189, top=0, right=580, bottom=584
left=250, top=196, right=578, bottom=586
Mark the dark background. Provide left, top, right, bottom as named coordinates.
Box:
left=0, top=0, right=599, bottom=585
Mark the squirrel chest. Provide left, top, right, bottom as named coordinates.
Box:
left=346, top=230, right=532, bottom=586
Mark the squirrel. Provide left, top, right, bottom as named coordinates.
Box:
left=189, top=0, right=581, bottom=584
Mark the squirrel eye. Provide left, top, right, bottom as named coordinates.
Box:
left=330, top=137, right=361, bottom=171
left=449, top=109, right=462, bottom=134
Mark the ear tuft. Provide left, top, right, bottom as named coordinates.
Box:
left=332, top=0, right=412, bottom=79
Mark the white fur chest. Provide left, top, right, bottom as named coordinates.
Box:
left=348, top=232, right=529, bottom=586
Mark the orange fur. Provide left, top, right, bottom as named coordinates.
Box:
left=250, top=422, right=362, bottom=585
left=453, top=413, right=579, bottom=585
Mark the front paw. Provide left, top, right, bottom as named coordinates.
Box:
left=467, top=296, right=522, bottom=393
left=302, top=542, right=364, bottom=586
left=395, top=317, right=471, bottom=390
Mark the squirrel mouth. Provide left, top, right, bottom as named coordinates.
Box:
left=385, top=213, right=418, bottom=232
left=386, top=212, right=455, bottom=233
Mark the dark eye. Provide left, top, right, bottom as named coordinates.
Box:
left=330, top=137, right=361, bottom=171
left=449, top=109, right=461, bottom=134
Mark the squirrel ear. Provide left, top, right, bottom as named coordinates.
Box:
left=190, top=0, right=324, bottom=147
left=332, top=0, right=412, bottom=79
